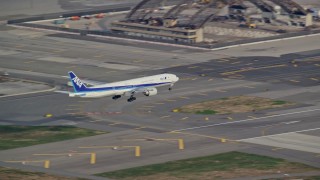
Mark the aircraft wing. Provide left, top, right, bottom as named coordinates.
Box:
left=62, top=75, right=106, bottom=87
left=81, top=79, right=106, bottom=86
left=67, top=79, right=106, bottom=87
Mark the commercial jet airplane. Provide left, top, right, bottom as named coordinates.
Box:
left=66, top=71, right=179, bottom=102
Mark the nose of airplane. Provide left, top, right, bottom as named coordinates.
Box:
left=175, top=75, right=179, bottom=82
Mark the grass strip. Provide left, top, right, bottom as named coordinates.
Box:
left=0, top=166, right=87, bottom=180
left=0, top=126, right=106, bottom=150
left=97, top=151, right=316, bottom=179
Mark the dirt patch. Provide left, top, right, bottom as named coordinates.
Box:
left=177, top=96, right=295, bottom=114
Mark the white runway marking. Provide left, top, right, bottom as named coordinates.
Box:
left=172, top=108, right=320, bottom=132
left=283, top=121, right=300, bottom=125
left=238, top=130, right=320, bottom=154
left=238, top=127, right=320, bottom=141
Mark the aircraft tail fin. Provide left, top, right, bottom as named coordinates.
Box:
left=68, top=71, right=88, bottom=92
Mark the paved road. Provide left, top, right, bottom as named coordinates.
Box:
left=0, top=20, right=319, bottom=178
left=227, top=171, right=320, bottom=180
left=0, top=0, right=140, bottom=19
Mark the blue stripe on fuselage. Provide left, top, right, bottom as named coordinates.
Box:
left=77, top=82, right=170, bottom=93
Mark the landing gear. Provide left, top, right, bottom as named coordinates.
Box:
left=169, top=84, right=174, bottom=91
left=127, top=91, right=137, bottom=102
left=112, top=95, right=121, bottom=100
left=127, top=96, right=136, bottom=102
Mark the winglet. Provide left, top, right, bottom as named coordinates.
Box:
left=68, top=71, right=87, bottom=92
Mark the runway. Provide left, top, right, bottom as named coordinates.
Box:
left=0, top=21, right=320, bottom=176
left=0, top=0, right=139, bottom=19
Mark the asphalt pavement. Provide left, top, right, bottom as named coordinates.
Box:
left=0, top=18, right=320, bottom=178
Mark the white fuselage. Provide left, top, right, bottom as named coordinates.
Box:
left=69, top=74, right=179, bottom=98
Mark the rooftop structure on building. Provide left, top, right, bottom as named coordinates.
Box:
left=110, top=0, right=317, bottom=44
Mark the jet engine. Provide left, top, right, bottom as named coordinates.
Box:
left=143, top=88, right=157, bottom=96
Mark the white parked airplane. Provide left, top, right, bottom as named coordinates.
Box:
left=66, top=71, right=179, bottom=102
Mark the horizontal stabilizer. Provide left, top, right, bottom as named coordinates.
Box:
left=54, top=90, right=70, bottom=94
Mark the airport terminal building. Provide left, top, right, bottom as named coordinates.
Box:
left=109, top=0, right=316, bottom=44
left=111, top=21, right=204, bottom=43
